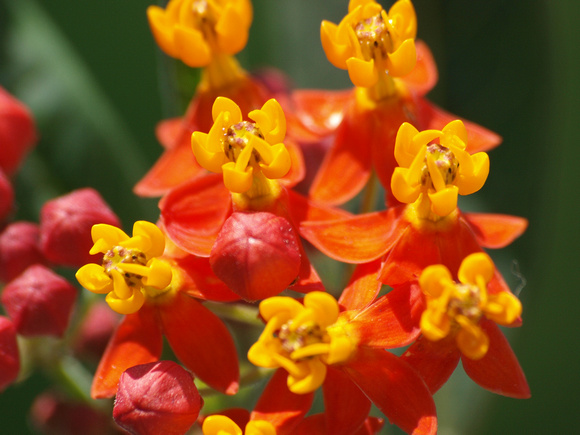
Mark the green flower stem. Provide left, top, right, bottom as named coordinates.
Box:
left=203, top=301, right=263, bottom=327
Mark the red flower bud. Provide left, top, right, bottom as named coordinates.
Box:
left=40, top=188, right=120, bottom=267
left=0, top=221, right=45, bottom=282
left=0, top=168, right=14, bottom=222
left=74, top=301, right=120, bottom=361
left=1, top=265, right=77, bottom=337
left=30, top=391, right=122, bottom=435
left=113, top=361, right=203, bottom=435
left=0, top=316, right=19, bottom=392
left=210, top=212, right=301, bottom=301
left=0, top=86, right=37, bottom=175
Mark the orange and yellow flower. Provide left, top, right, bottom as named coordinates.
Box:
left=247, top=291, right=437, bottom=434
left=76, top=221, right=240, bottom=398
left=400, top=253, right=529, bottom=398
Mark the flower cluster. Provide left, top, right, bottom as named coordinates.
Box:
left=1, top=1, right=530, bottom=434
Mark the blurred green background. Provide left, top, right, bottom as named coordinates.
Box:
left=1, top=0, right=578, bottom=433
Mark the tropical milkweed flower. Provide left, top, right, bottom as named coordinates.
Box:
left=400, top=253, right=530, bottom=398
left=300, top=119, right=525, bottom=291
left=192, top=97, right=291, bottom=194
left=391, top=120, right=489, bottom=217
left=147, top=0, right=252, bottom=70
left=76, top=221, right=240, bottom=398
left=161, top=97, right=350, bottom=301
left=247, top=291, right=437, bottom=434
left=286, top=0, right=500, bottom=206
left=321, top=0, right=417, bottom=88
left=137, top=0, right=276, bottom=197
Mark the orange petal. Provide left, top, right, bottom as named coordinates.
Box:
left=160, top=292, right=239, bottom=395
left=400, top=334, right=461, bottom=394
left=300, top=208, right=407, bottom=264
left=251, top=368, right=314, bottom=434
left=91, top=305, right=162, bottom=399
left=342, top=348, right=437, bottom=435
left=461, top=319, right=530, bottom=398
left=463, top=213, right=528, bottom=249
left=287, top=190, right=352, bottom=225
left=308, top=104, right=374, bottom=205
left=160, top=173, right=231, bottom=256
left=415, top=98, right=502, bottom=153
left=338, top=260, right=383, bottom=312
left=323, top=367, right=371, bottom=435
left=399, top=40, right=438, bottom=96
left=134, top=141, right=205, bottom=197
left=350, top=283, right=424, bottom=348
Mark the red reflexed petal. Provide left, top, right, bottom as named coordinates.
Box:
left=461, top=319, right=530, bottom=398
left=288, top=89, right=354, bottom=137
left=339, top=260, right=383, bottom=311
left=400, top=40, right=438, bottom=96
left=342, top=348, right=437, bottom=435
left=91, top=305, right=163, bottom=399
left=463, top=213, right=528, bottom=249
left=351, top=283, right=424, bottom=349
left=294, top=415, right=326, bottom=435
left=287, top=190, right=351, bottom=225
left=279, top=140, right=306, bottom=188
left=371, top=100, right=415, bottom=200
left=323, top=367, right=371, bottom=435
left=301, top=208, right=407, bottom=264
left=155, top=118, right=183, bottom=150
left=160, top=173, right=231, bottom=256
left=308, top=105, right=374, bottom=205
left=415, top=98, right=502, bottom=153
left=252, top=368, right=314, bottom=435
left=160, top=292, right=239, bottom=395
left=174, top=255, right=240, bottom=302
left=134, top=141, right=205, bottom=197
left=401, top=335, right=461, bottom=394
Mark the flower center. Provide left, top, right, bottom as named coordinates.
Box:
left=355, top=14, right=394, bottom=63
left=224, top=121, right=265, bottom=169
left=446, top=283, right=483, bottom=324
left=102, top=246, right=148, bottom=288
left=277, top=320, right=326, bottom=357
left=421, top=143, right=460, bottom=190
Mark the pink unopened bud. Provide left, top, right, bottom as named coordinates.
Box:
left=30, top=391, right=122, bottom=435
left=210, top=212, right=301, bottom=301
left=0, top=87, right=37, bottom=175
left=40, top=188, right=120, bottom=267
left=0, top=316, right=19, bottom=392
left=1, top=265, right=77, bottom=337
left=74, top=301, right=120, bottom=361
left=0, top=221, right=45, bottom=282
left=113, top=361, right=203, bottom=435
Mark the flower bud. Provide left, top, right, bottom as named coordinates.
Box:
left=40, top=188, right=120, bottom=267
left=0, top=221, right=45, bottom=283
left=0, top=86, right=37, bottom=175
left=113, top=361, right=203, bottom=435
left=210, top=212, right=301, bottom=301
left=73, top=301, right=121, bottom=361
left=30, top=391, right=120, bottom=435
left=1, top=265, right=77, bottom=337
left=0, top=316, right=19, bottom=392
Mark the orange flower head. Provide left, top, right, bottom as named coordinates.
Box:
left=76, top=221, right=174, bottom=315
left=202, top=415, right=276, bottom=435
left=419, top=253, right=522, bottom=360
left=391, top=120, right=490, bottom=218
left=321, top=0, right=417, bottom=88
left=147, top=0, right=252, bottom=67
left=192, top=97, right=291, bottom=196
left=248, top=292, right=357, bottom=394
